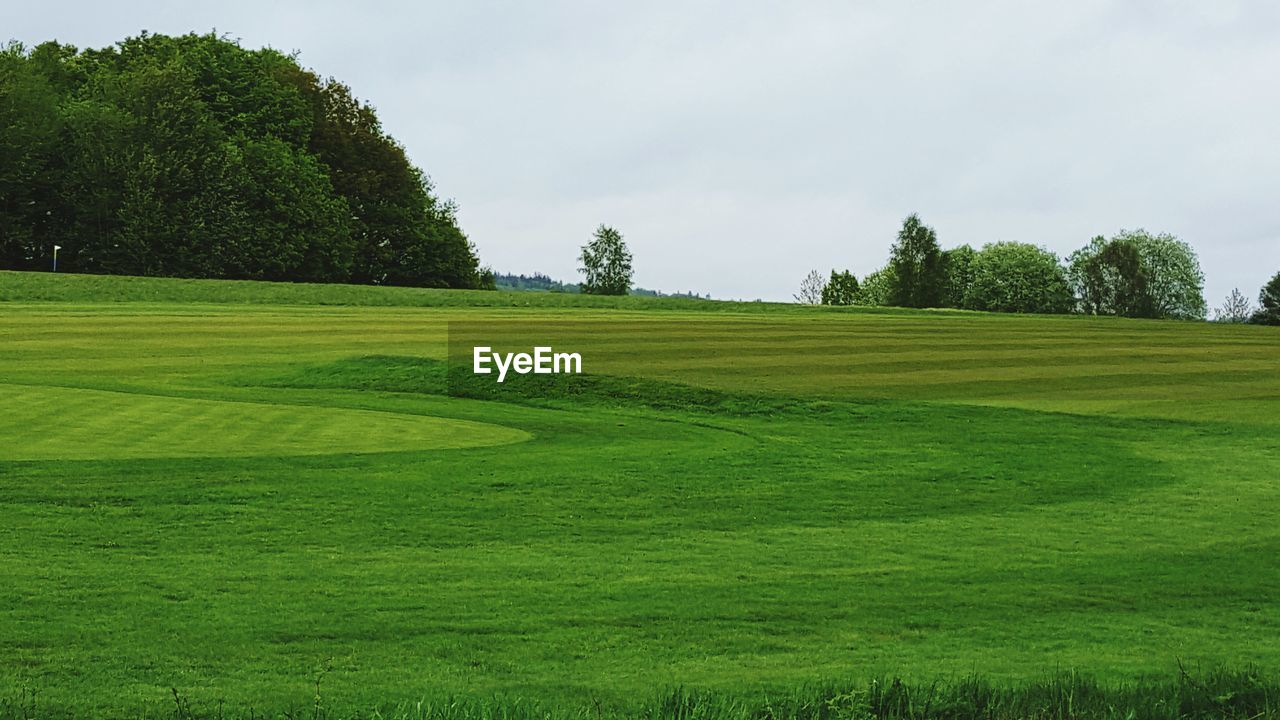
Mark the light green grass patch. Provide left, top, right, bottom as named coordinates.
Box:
left=0, top=383, right=529, bottom=460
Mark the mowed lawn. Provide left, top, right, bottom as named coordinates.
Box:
left=2, top=272, right=1280, bottom=717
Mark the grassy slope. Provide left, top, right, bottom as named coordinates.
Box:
left=0, top=271, right=777, bottom=311
left=2, top=271, right=1279, bottom=717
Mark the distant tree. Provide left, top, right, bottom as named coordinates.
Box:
left=821, top=269, right=859, bottom=306
left=1067, top=230, right=1206, bottom=320
left=794, top=269, right=825, bottom=305
left=888, top=213, right=943, bottom=308
left=1252, top=272, right=1280, bottom=326
left=966, top=242, right=1072, bottom=314
left=1068, top=235, right=1147, bottom=317
left=940, top=244, right=976, bottom=309
left=494, top=272, right=578, bottom=293
left=1132, top=231, right=1207, bottom=320
left=1213, top=288, right=1253, bottom=323
left=579, top=224, right=633, bottom=295
left=856, top=266, right=896, bottom=306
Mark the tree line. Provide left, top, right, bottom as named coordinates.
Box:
left=799, top=213, right=1280, bottom=325
left=0, top=33, right=488, bottom=288
left=495, top=269, right=707, bottom=299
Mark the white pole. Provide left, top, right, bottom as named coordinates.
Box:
left=53, top=245, right=61, bottom=272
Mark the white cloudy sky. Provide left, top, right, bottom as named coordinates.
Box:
left=7, top=1, right=1279, bottom=303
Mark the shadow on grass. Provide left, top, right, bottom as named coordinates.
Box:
left=250, top=354, right=879, bottom=418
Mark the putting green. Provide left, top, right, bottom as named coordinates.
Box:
left=0, top=383, right=529, bottom=460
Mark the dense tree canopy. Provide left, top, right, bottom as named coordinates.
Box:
left=939, top=244, right=976, bottom=309
left=966, top=242, right=1072, bottom=314
left=0, top=33, right=486, bottom=288
left=856, top=266, right=896, bottom=307
left=1067, top=230, right=1206, bottom=320
left=821, top=269, right=858, bottom=306
left=819, top=218, right=1215, bottom=321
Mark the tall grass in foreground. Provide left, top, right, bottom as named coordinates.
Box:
left=6, top=670, right=1277, bottom=719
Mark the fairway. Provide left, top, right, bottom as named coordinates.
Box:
left=2, top=273, right=1280, bottom=718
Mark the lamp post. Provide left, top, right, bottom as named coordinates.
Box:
left=53, top=245, right=61, bottom=272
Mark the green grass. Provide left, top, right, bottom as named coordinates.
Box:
left=0, top=383, right=527, bottom=460
left=1, top=271, right=1279, bottom=718
left=0, top=270, right=788, bottom=312
left=8, top=670, right=1280, bottom=719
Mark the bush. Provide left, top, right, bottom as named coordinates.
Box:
left=966, top=242, right=1072, bottom=314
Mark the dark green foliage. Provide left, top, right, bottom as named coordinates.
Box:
left=0, top=33, right=484, bottom=287
left=1068, top=230, right=1206, bottom=320
left=579, top=224, right=633, bottom=295
left=939, top=244, right=976, bottom=308
left=888, top=213, right=944, bottom=308
left=0, top=42, right=61, bottom=269
left=224, top=137, right=354, bottom=281
left=491, top=272, right=705, bottom=298
left=965, top=242, right=1072, bottom=314
left=1069, top=235, right=1146, bottom=317
left=287, top=72, right=481, bottom=288
left=630, top=286, right=708, bottom=299
left=495, top=272, right=581, bottom=293
left=821, top=269, right=859, bottom=305
left=1253, top=272, right=1280, bottom=325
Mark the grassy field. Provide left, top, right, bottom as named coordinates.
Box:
left=2, top=271, right=1280, bottom=718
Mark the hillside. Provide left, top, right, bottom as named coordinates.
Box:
left=2, top=273, right=1279, bottom=718
left=1, top=270, right=759, bottom=311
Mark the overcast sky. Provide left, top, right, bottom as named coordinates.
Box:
left=7, top=1, right=1279, bottom=303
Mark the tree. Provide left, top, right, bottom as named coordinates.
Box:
left=287, top=70, right=482, bottom=288
left=794, top=269, right=825, bottom=305
left=888, top=213, right=943, bottom=308
left=1213, top=288, right=1253, bottom=323
left=0, top=33, right=487, bottom=288
left=1068, top=235, right=1144, bottom=316
left=1131, top=230, right=1207, bottom=320
left=1252, top=272, right=1280, bottom=326
left=856, top=266, right=896, bottom=306
left=0, top=42, right=62, bottom=270
left=1067, top=230, right=1206, bottom=320
left=965, top=242, right=1072, bottom=314
left=821, top=269, right=859, bottom=306
left=940, top=244, right=976, bottom=309
left=579, top=224, right=633, bottom=295
left=219, top=136, right=353, bottom=281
